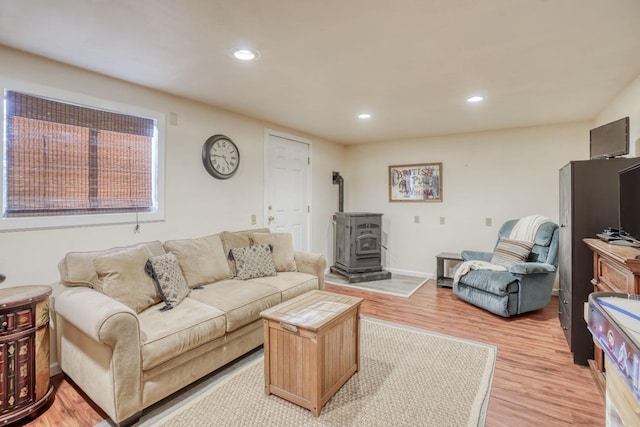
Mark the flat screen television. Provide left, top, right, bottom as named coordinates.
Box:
left=619, top=162, right=640, bottom=243
left=590, top=117, right=630, bottom=159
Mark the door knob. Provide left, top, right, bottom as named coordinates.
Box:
left=268, top=216, right=275, bottom=224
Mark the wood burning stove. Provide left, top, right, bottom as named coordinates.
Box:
left=331, top=212, right=391, bottom=283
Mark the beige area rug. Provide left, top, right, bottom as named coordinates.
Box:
left=324, top=272, right=428, bottom=297
left=155, top=318, right=496, bottom=427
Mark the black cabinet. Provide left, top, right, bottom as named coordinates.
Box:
left=558, top=158, right=639, bottom=365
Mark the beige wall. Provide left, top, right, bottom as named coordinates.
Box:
left=2, top=45, right=638, bottom=284
left=343, top=70, right=640, bottom=277
left=344, top=123, right=590, bottom=276
left=0, top=46, right=346, bottom=286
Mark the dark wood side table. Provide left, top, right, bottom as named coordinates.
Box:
left=436, top=252, right=464, bottom=288
left=0, top=285, right=54, bottom=425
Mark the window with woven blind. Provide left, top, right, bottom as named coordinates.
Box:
left=3, top=90, right=160, bottom=226
left=0, top=89, right=165, bottom=231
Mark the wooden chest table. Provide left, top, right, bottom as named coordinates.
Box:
left=260, top=290, right=363, bottom=416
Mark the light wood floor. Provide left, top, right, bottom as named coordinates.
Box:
left=21, top=280, right=605, bottom=426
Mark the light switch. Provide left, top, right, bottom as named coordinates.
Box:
left=414, top=216, right=420, bottom=224
left=251, top=214, right=257, bottom=225
left=485, top=217, right=492, bottom=226
left=440, top=217, right=445, bottom=225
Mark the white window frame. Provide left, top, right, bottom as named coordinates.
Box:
left=0, top=80, right=166, bottom=231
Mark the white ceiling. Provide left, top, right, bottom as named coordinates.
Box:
left=1, top=0, right=640, bottom=144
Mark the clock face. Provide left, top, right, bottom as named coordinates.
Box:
left=202, top=135, right=240, bottom=179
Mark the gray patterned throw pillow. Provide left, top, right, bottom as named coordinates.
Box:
left=230, top=244, right=277, bottom=280
left=145, top=252, right=190, bottom=310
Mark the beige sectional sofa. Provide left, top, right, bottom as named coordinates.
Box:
left=50, top=228, right=326, bottom=426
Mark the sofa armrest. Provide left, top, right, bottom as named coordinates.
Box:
left=52, top=286, right=142, bottom=423
left=294, top=251, right=327, bottom=290
left=516, top=266, right=558, bottom=313
left=461, top=250, right=493, bottom=262
left=53, top=287, right=139, bottom=342
left=508, top=262, right=556, bottom=275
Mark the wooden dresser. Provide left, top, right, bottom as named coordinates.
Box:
left=585, top=238, right=640, bottom=295
left=583, top=238, right=640, bottom=395
left=0, top=286, right=54, bottom=425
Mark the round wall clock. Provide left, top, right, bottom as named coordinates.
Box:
left=201, top=134, right=240, bottom=179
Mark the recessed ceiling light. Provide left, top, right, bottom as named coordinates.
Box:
left=233, top=49, right=259, bottom=61
left=358, top=113, right=371, bottom=119
left=466, top=96, right=484, bottom=103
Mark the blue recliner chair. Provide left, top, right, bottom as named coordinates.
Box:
left=452, top=219, right=559, bottom=317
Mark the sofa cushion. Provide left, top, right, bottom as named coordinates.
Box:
left=220, top=228, right=270, bottom=275
left=230, top=244, right=277, bottom=280
left=93, top=245, right=162, bottom=313
left=188, top=280, right=281, bottom=332
left=491, top=238, right=534, bottom=268
left=498, top=220, right=557, bottom=263
left=531, top=221, right=555, bottom=246
left=59, top=241, right=165, bottom=289
left=145, top=253, right=190, bottom=309
left=163, top=234, right=232, bottom=288
left=456, top=269, right=519, bottom=297
left=138, top=298, right=226, bottom=371
left=528, top=222, right=558, bottom=263
left=251, top=232, right=297, bottom=272
left=249, top=272, right=318, bottom=301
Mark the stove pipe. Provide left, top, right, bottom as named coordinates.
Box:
left=332, top=172, right=344, bottom=212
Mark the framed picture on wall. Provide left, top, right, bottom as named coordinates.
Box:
left=389, top=163, right=443, bottom=202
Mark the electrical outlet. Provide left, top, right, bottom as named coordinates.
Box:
left=440, top=216, right=445, bottom=225
left=251, top=214, right=256, bottom=225
left=414, top=215, right=420, bottom=224
left=485, top=217, right=492, bottom=226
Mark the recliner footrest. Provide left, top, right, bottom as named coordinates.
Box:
left=453, top=283, right=518, bottom=317
left=455, top=269, right=518, bottom=297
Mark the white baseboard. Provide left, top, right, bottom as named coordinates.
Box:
left=50, top=362, right=61, bottom=377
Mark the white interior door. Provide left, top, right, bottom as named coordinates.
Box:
left=264, top=130, right=310, bottom=251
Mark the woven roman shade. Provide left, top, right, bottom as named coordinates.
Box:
left=4, top=91, right=155, bottom=217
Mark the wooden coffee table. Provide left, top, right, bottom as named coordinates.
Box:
left=260, top=290, right=363, bottom=416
